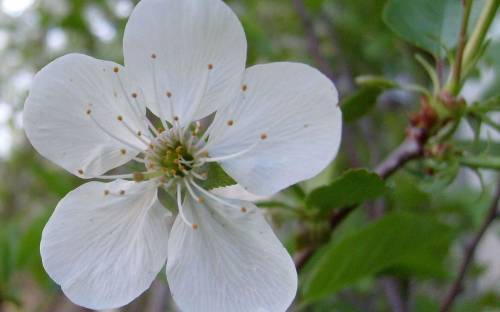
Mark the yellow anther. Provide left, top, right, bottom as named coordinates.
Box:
left=158, top=127, right=165, bottom=133
left=133, top=172, right=145, bottom=182
left=175, top=146, right=184, bottom=153
left=199, top=151, right=209, bottom=158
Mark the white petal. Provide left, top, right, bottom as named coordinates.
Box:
left=24, top=53, right=149, bottom=178
left=41, top=180, right=173, bottom=310
left=167, top=195, right=297, bottom=312
left=206, top=62, right=342, bottom=196
left=123, top=0, right=247, bottom=125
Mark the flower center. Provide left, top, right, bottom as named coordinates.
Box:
left=144, top=128, right=207, bottom=182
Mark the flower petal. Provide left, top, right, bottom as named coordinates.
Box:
left=41, top=180, right=172, bottom=310
left=166, top=195, right=297, bottom=312
left=24, top=53, right=149, bottom=178
left=206, top=62, right=342, bottom=196
left=123, top=0, right=247, bottom=125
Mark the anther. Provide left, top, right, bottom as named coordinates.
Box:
left=197, top=197, right=205, bottom=204
left=86, top=109, right=92, bottom=115
left=149, top=144, right=155, bottom=150
left=113, top=67, right=119, bottom=73
left=173, top=116, right=180, bottom=122
left=260, top=133, right=268, bottom=140
left=175, top=146, right=183, bottom=153
left=78, top=169, right=84, bottom=175
left=151, top=53, right=157, bottom=59
left=227, top=120, right=234, bottom=126
left=120, top=149, right=127, bottom=155
left=166, top=91, right=172, bottom=98
left=119, top=190, right=125, bottom=195
left=241, top=207, right=247, bottom=213
left=192, top=224, right=199, bottom=230
left=133, top=172, right=145, bottom=182
left=104, top=190, right=110, bottom=196
left=117, top=115, right=123, bottom=122
left=242, top=84, right=248, bottom=92
left=208, top=64, right=213, bottom=70
left=137, top=131, right=142, bottom=136
left=132, top=93, right=138, bottom=98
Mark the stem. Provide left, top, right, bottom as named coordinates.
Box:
left=292, top=0, right=335, bottom=81
left=440, top=180, right=500, bottom=312
left=447, top=0, right=473, bottom=95
left=462, top=0, right=500, bottom=76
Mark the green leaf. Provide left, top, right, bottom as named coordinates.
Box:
left=460, top=155, right=500, bottom=170
left=306, top=169, right=387, bottom=213
left=197, top=163, right=237, bottom=190
left=341, top=86, right=385, bottom=122
left=383, top=0, right=483, bottom=55
left=304, top=212, right=453, bottom=301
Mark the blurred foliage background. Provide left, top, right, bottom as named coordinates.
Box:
left=0, top=0, right=499, bottom=311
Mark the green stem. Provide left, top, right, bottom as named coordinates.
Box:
left=448, top=0, right=473, bottom=95
left=462, top=0, right=500, bottom=76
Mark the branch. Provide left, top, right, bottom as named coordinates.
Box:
left=292, top=0, right=336, bottom=81
left=294, top=127, right=427, bottom=270
left=439, top=180, right=500, bottom=312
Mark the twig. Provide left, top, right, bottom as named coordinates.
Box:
left=439, top=180, right=500, bottom=312
left=292, top=0, right=336, bottom=81
left=380, top=278, right=407, bottom=312
left=294, top=127, right=427, bottom=270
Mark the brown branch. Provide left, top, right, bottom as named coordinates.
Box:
left=439, top=180, right=500, bottom=312
left=294, top=127, right=427, bottom=270
left=292, top=0, right=335, bottom=81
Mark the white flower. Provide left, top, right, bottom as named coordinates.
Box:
left=23, top=0, right=342, bottom=311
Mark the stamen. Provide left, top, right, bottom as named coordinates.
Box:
left=132, top=156, right=146, bottom=164
left=117, top=116, right=151, bottom=147
left=95, top=173, right=135, bottom=180
left=190, top=171, right=208, bottom=181
left=197, top=141, right=259, bottom=164
left=131, top=96, right=160, bottom=138
left=112, top=72, right=153, bottom=140
left=150, top=57, right=169, bottom=130
left=184, top=179, right=204, bottom=204
left=189, top=178, right=244, bottom=211
left=176, top=184, right=198, bottom=230
left=87, top=111, right=143, bottom=153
